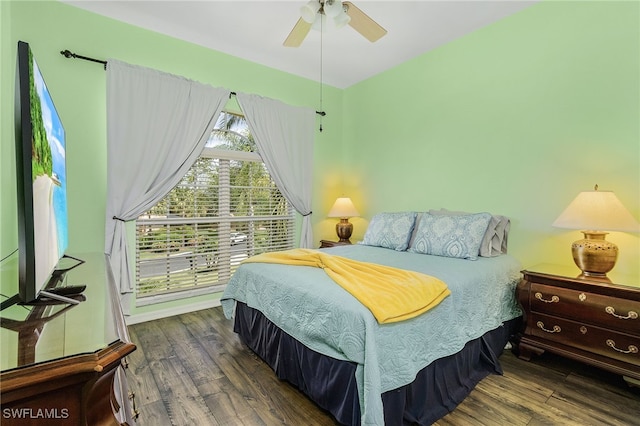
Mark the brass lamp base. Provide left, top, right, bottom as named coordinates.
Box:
left=336, top=218, right=353, bottom=243
left=571, top=231, right=618, bottom=277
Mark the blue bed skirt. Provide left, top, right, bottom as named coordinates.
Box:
left=234, top=301, right=520, bottom=425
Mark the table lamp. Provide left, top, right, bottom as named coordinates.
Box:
left=552, top=185, right=639, bottom=276
left=327, top=197, right=360, bottom=243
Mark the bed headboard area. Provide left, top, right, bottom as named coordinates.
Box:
left=359, top=209, right=511, bottom=260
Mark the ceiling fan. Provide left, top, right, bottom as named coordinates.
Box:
left=284, top=0, right=387, bottom=47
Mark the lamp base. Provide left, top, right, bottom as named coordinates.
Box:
left=571, top=231, right=618, bottom=277
left=336, top=218, right=353, bottom=243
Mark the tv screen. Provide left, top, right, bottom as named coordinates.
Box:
left=15, top=40, right=69, bottom=303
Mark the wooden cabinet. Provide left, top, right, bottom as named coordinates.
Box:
left=319, top=240, right=352, bottom=248
left=1, top=253, right=137, bottom=425
left=517, top=264, right=639, bottom=385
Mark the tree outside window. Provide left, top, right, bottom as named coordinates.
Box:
left=135, top=113, right=294, bottom=300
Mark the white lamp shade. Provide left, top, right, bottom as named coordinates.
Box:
left=306, top=0, right=350, bottom=32
left=301, top=1, right=320, bottom=23
left=328, top=197, right=360, bottom=218
left=333, top=12, right=351, bottom=29
left=311, top=13, right=341, bottom=32
left=323, top=0, right=343, bottom=18
left=552, top=189, right=640, bottom=232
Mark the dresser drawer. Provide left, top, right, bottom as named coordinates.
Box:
left=528, top=313, right=640, bottom=367
left=529, top=283, right=640, bottom=334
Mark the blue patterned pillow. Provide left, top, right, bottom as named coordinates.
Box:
left=409, top=212, right=492, bottom=260
left=360, top=212, right=417, bottom=251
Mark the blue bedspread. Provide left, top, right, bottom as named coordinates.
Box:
left=221, top=245, right=522, bottom=426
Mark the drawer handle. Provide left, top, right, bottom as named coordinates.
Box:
left=535, top=292, right=559, bottom=303
left=128, top=391, right=140, bottom=419
left=606, top=339, right=639, bottom=354
left=536, top=321, right=561, bottom=333
left=605, top=306, right=639, bottom=320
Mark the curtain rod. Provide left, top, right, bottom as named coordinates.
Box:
left=60, top=49, right=326, bottom=117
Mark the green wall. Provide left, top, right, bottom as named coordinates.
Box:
left=1, top=1, right=639, bottom=319
left=0, top=0, right=18, bottom=297
left=342, top=1, right=639, bottom=276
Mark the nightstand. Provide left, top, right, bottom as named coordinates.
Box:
left=319, top=240, right=352, bottom=248
left=516, top=264, right=640, bottom=386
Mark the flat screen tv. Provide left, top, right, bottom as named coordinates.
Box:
left=13, top=41, right=70, bottom=305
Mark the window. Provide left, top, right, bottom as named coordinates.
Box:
left=135, top=113, right=295, bottom=302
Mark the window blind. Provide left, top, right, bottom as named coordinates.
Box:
left=135, top=151, right=295, bottom=298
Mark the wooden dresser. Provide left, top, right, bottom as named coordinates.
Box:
left=0, top=253, right=137, bottom=425
left=517, top=264, right=639, bottom=385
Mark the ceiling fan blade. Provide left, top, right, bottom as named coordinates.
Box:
left=283, top=17, right=312, bottom=47
left=344, top=1, right=387, bottom=42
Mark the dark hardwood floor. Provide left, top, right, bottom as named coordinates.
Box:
left=126, top=307, right=639, bottom=425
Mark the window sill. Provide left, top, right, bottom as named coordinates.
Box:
left=135, top=283, right=227, bottom=307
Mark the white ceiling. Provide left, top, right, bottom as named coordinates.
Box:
left=63, top=0, right=538, bottom=89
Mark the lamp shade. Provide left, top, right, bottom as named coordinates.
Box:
left=301, top=1, right=320, bottom=23
left=323, top=0, right=343, bottom=18
left=552, top=188, right=639, bottom=232
left=333, top=11, right=351, bottom=28
left=328, top=197, right=360, bottom=218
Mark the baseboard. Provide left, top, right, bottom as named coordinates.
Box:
left=125, top=299, right=222, bottom=325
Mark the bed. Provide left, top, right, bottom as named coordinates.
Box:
left=221, top=211, right=522, bottom=425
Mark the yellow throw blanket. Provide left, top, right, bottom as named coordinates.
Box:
left=243, top=248, right=450, bottom=324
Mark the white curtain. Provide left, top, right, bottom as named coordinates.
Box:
left=105, top=59, right=230, bottom=296
left=236, top=93, right=315, bottom=248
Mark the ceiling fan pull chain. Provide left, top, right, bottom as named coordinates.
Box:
left=319, top=6, right=324, bottom=132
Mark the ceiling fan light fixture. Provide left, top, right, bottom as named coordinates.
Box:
left=323, top=0, right=343, bottom=18
left=301, top=0, right=320, bottom=23
left=333, top=11, right=351, bottom=29
left=309, top=0, right=350, bottom=32
left=312, top=13, right=329, bottom=31
left=284, top=0, right=386, bottom=47
left=311, top=13, right=345, bottom=32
